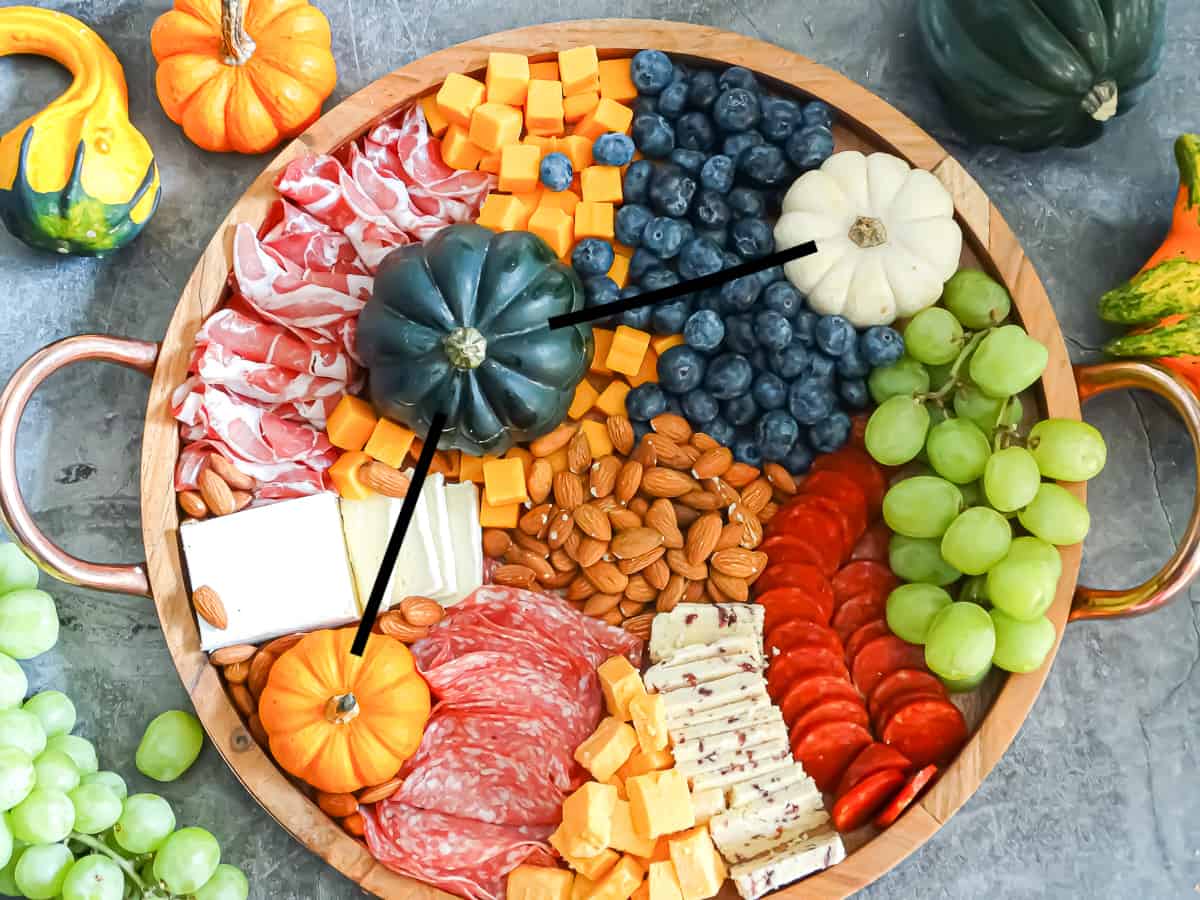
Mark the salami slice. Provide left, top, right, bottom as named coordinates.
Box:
left=787, top=699, right=870, bottom=747
left=874, top=765, right=938, bottom=828
left=779, top=675, right=863, bottom=728
left=766, top=646, right=849, bottom=699
left=832, top=768, right=907, bottom=832
left=850, top=520, right=891, bottom=562
left=765, top=619, right=843, bottom=659
left=810, top=448, right=887, bottom=515
left=755, top=566, right=834, bottom=610
left=867, top=669, right=946, bottom=722
left=760, top=534, right=839, bottom=577
left=832, top=561, right=899, bottom=603
left=791, top=720, right=874, bottom=793
left=882, top=699, right=968, bottom=767
left=843, top=619, right=890, bottom=666
left=831, top=593, right=888, bottom=643
left=757, top=585, right=834, bottom=631
left=852, top=636, right=928, bottom=698
left=836, top=742, right=912, bottom=798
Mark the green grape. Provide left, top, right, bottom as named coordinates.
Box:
left=983, top=447, right=1041, bottom=512
left=926, top=360, right=956, bottom=392
left=925, top=418, right=991, bottom=484
left=79, top=772, right=126, bottom=803
left=21, top=694, right=73, bottom=742
left=865, top=397, right=930, bottom=466
left=1027, top=419, right=1107, bottom=481
left=152, top=827, right=220, bottom=894
left=67, top=784, right=121, bottom=835
left=136, top=711, right=204, bottom=783
left=44, top=736, right=97, bottom=776
left=923, top=601, right=996, bottom=680
left=941, top=269, right=1012, bottom=329
left=968, top=324, right=1048, bottom=399
left=941, top=665, right=991, bottom=693
left=0, top=747, right=34, bottom=812
left=0, top=711, right=45, bottom=759
left=113, top=794, right=175, bottom=854
left=195, top=864, right=250, bottom=900
left=882, top=477, right=963, bottom=539
left=958, top=574, right=990, bottom=606
left=958, top=480, right=983, bottom=508
left=0, top=547, right=38, bottom=597
left=952, top=383, right=1019, bottom=434
left=888, top=535, right=961, bottom=586
left=940, top=507, right=1012, bottom=575
left=868, top=356, right=930, bottom=404
left=9, top=789, right=74, bottom=844
left=32, top=750, right=79, bottom=794
left=0, top=591, right=58, bottom=661
left=990, top=609, right=1057, bottom=673
left=987, top=558, right=1058, bottom=621
left=904, top=308, right=964, bottom=365
left=1005, top=536, right=1062, bottom=578
left=0, top=808, right=10, bottom=869
left=13, top=843, right=73, bottom=900
left=0, top=843, right=23, bottom=896
left=886, top=584, right=952, bottom=644
left=0, top=655, right=26, bottom=712
left=61, top=855, right=124, bottom=900
left=1018, top=483, right=1090, bottom=545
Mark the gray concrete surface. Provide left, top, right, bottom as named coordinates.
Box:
left=1, top=1, right=1197, bottom=897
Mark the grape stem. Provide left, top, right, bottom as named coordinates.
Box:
left=69, top=831, right=151, bottom=894
left=920, top=329, right=989, bottom=403
left=992, top=396, right=1020, bottom=451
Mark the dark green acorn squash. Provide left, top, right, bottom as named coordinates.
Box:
left=357, top=224, right=593, bottom=455
left=917, top=0, right=1167, bottom=151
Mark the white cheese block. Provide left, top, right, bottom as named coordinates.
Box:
left=670, top=705, right=784, bottom=747
left=444, top=482, right=483, bottom=605
left=340, top=493, right=397, bottom=610
left=690, top=748, right=795, bottom=794
left=650, top=604, right=765, bottom=663
left=645, top=652, right=763, bottom=694
left=711, top=800, right=828, bottom=865
left=691, top=788, right=727, bottom=825
left=342, top=486, right=444, bottom=611
left=726, top=766, right=813, bottom=810
left=663, top=672, right=767, bottom=721
left=389, top=471, right=443, bottom=604
left=181, top=493, right=359, bottom=651
left=666, top=693, right=772, bottom=729
left=674, top=737, right=791, bottom=779
left=728, top=828, right=846, bottom=900
left=671, top=721, right=790, bottom=764
left=419, top=474, right=457, bottom=604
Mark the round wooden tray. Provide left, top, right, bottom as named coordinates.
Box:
left=3, top=18, right=1200, bottom=900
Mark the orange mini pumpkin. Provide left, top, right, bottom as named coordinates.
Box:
left=150, top=0, right=336, bottom=154
left=257, top=628, right=431, bottom=794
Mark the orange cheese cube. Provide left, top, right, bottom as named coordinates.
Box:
left=581, top=166, right=623, bottom=204
left=459, top=453, right=492, bottom=483
left=626, top=348, right=658, bottom=388
left=588, top=856, right=645, bottom=900
left=478, top=152, right=502, bottom=174
left=607, top=252, right=630, bottom=289
left=594, top=380, right=630, bottom=416
left=507, top=865, right=573, bottom=900
left=526, top=79, right=565, bottom=136
left=628, top=770, right=695, bottom=840
left=479, top=494, right=519, bottom=528
left=575, top=201, right=615, bottom=241
left=666, top=827, right=724, bottom=900
left=559, top=45, right=600, bottom=96
left=609, top=800, right=657, bottom=858
left=581, top=419, right=614, bottom=459
left=528, top=207, right=575, bottom=258
left=573, top=876, right=597, bottom=900
left=512, top=187, right=545, bottom=218
left=486, top=51, right=530, bottom=105
left=629, top=693, right=669, bottom=754
left=564, top=90, right=600, bottom=123
left=524, top=134, right=559, bottom=160
left=539, top=188, right=581, bottom=216
left=545, top=446, right=571, bottom=473
left=608, top=774, right=628, bottom=801
left=439, top=450, right=462, bottom=479
left=441, top=124, right=485, bottom=170
left=326, top=395, right=377, bottom=451
left=633, top=884, right=650, bottom=900
left=558, top=134, right=594, bottom=173
left=652, top=333, right=686, bottom=355
left=500, top=143, right=542, bottom=193
left=436, top=72, right=486, bottom=128
left=569, top=380, right=600, bottom=419
left=482, top=456, right=528, bottom=506
left=420, top=94, right=449, bottom=136
left=590, top=328, right=615, bottom=375
left=646, top=861, right=684, bottom=900
left=576, top=98, right=635, bottom=141
left=529, top=59, right=559, bottom=81
left=575, top=716, right=639, bottom=782
left=476, top=193, right=528, bottom=231
left=505, top=445, right=534, bottom=478
left=469, top=102, right=523, bottom=153
left=551, top=826, right=620, bottom=880
left=561, top=781, right=619, bottom=856
left=606, top=325, right=651, bottom=377
left=618, top=747, right=675, bottom=781
left=598, top=58, right=638, bottom=103
left=599, top=655, right=647, bottom=720
left=363, top=419, right=415, bottom=468
left=328, top=451, right=372, bottom=500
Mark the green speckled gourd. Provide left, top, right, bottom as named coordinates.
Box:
left=357, top=224, right=593, bottom=455
left=917, top=0, right=1166, bottom=151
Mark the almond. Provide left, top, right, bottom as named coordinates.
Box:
left=210, top=644, right=257, bottom=666
left=342, top=812, right=366, bottom=837
left=617, top=545, right=665, bottom=575
left=592, top=495, right=620, bottom=512
left=709, top=571, right=750, bottom=602
left=651, top=412, right=692, bottom=444
left=547, top=510, right=574, bottom=549
left=658, top=574, right=687, bottom=612
left=583, top=592, right=622, bottom=616
left=482, top=529, right=512, bottom=557
left=379, top=610, right=430, bottom=642
left=628, top=496, right=649, bottom=517
left=248, top=713, right=269, bottom=747
left=610, top=527, right=664, bottom=560
left=209, top=453, right=257, bottom=492
left=642, top=467, right=698, bottom=498
left=261, top=632, right=305, bottom=656
left=740, top=479, right=773, bottom=515
left=360, top=462, right=410, bottom=498
left=506, top=547, right=555, bottom=582
left=528, top=458, right=554, bottom=504
left=223, top=659, right=251, bottom=684
left=724, top=462, right=760, bottom=489
left=740, top=511, right=764, bottom=549
left=248, top=651, right=276, bottom=698
left=574, top=503, right=613, bottom=541
left=679, top=490, right=723, bottom=511
left=231, top=490, right=253, bottom=511
left=685, top=512, right=722, bottom=565
left=759, top=501, right=779, bottom=523
left=601, top=608, right=624, bottom=626
left=400, top=595, right=445, bottom=627
left=615, top=459, right=643, bottom=504
left=553, top=471, right=585, bottom=510
left=564, top=529, right=582, bottom=557
left=673, top=503, right=701, bottom=528
left=708, top=477, right=741, bottom=506
left=550, top=548, right=577, bottom=573
left=568, top=430, right=593, bottom=474
left=541, top=568, right=576, bottom=589
left=717, top=522, right=745, bottom=551
left=590, top=456, right=621, bottom=498
left=667, top=549, right=708, bottom=581
left=519, top=503, right=552, bottom=536
left=632, top=438, right=657, bottom=467
left=357, top=778, right=403, bottom=805
left=530, top=423, right=578, bottom=457
left=606, top=415, right=635, bottom=456
left=494, top=564, right=537, bottom=589
left=608, top=507, right=641, bottom=530
left=178, top=491, right=208, bottom=519
left=574, top=536, right=608, bottom=569
left=644, top=557, right=671, bottom=590
left=706, top=577, right=730, bottom=604
left=692, top=446, right=733, bottom=480
left=690, top=432, right=720, bottom=452
left=684, top=579, right=707, bottom=603
left=192, top=585, right=227, bottom=630
left=229, top=683, right=255, bottom=718
left=513, top=530, right=550, bottom=557
left=763, top=462, right=798, bottom=495
left=645, top=498, right=684, bottom=549
left=646, top=434, right=694, bottom=469
left=317, top=791, right=359, bottom=818
left=624, top=575, right=656, bottom=603
left=710, top=548, right=762, bottom=579
left=198, top=468, right=236, bottom=517
left=567, top=573, right=595, bottom=602
left=584, top=561, right=628, bottom=594
left=622, top=613, right=654, bottom=640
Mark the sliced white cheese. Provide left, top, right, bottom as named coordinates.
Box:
left=674, top=737, right=791, bottom=779
left=671, top=721, right=790, bottom=764
left=663, top=672, right=767, bottom=721
left=419, top=473, right=457, bottom=604
left=726, top=766, right=812, bottom=810
left=645, top=652, right=764, bottom=694
left=670, top=705, right=784, bottom=747
left=718, top=811, right=834, bottom=866
left=728, top=827, right=846, bottom=900
left=443, top=481, right=483, bottom=606
left=691, top=788, right=727, bottom=825
left=645, top=636, right=765, bottom=683
left=666, top=693, right=772, bottom=729
left=182, top=493, right=359, bottom=650
left=340, top=492, right=398, bottom=610
left=711, top=801, right=828, bottom=865
left=389, top=471, right=443, bottom=605
left=649, top=604, right=766, bottom=664
left=690, top=748, right=795, bottom=795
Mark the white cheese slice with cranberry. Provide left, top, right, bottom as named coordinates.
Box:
left=726, top=766, right=813, bottom=810
left=663, top=672, right=767, bottom=720
left=670, top=705, right=784, bottom=747
left=666, top=693, right=773, bottom=729
left=690, top=747, right=795, bottom=794
left=674, top=736, right=791, bottom=779
left=649, top=604, right=765, bottom=664
left=727, top=827, right=846, bottom=900
left=671, top=720, right=790, bottom=764
left=645, top=652, right=764, bottom=694
left=711, top=797, right=828, bottom=864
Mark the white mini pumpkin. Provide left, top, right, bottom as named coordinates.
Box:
left=774, top=150, right=963, bottom=327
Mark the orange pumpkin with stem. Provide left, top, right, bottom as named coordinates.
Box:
left=150, top=0, right=336, bottom=154
left=257, top=628, right=430, bottom=795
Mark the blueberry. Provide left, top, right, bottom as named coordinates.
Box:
left=731, top=218, right=774, bottom=259
left=616, top=204, right=654, bottom=248
left=626, top=383, right=668, bottom=420
left=727, top=187, right=766, bottom=219
left=631, top=50, right=674, bottom=95
left=836, top=343, right=869, bottom=379
left=723, top=394, right=759, bottom=427
left=593, top=132, right=635, bottom=166
left=759, top=96, right=802, bottom=144
left=642, top=216, right=686, bottom=258
left=722, top=131, right=763, bottom=162
left=572, top=238, right=615, bottom=277
left=767, top=341, right=810, bottom=380
left=802, top=100, right=834, bottom=128
left=733, top=436, right=765, bottom=467
left=815, top=315, right=855, bottom=356
left=681, top=389, right=720, bottom=425
left=634, top=96, right=658, bottom=117
left=809, top=412, right=851, bottom=453
left=756, top=409, right=800, bottom=457
left=763, top=281, right=804, bottom=318
left=808, top=353, right=836, bottom=383
left=620, top=303, right=654, bottom=330
left=584, top=275, right=619, bottom=309
left=677, top=220, right=695, bottom=247
left=687, top=69, right=720, bottom=110
left=737, top=144, right=791, bottom=187
left=678, top=237, right=725, bottom=280
left=788, top=377, right=836, bottom=424
left=675, top=112, right=717, bottom=152
left=758, top=265, right=785, bottom=286
left=657, top=80, right=689, bottom=118
left=699, top=155, right=734, bottom=194
left=640, top=267, right=681, bottom=292
left=539, top=152, right=573, bottom=192
left=669, top=148, right=707, bottom=175
left=722, top=251, right=742, bottom=270
left=706, top=353, right=754, bottom=399
left=623, top=160, right=654, bottom=205
left=720, top=274, right=762, bottom=314
left=695, top=226, right=728, bottom=249
left=748, top=347, right=768, bottom=373
left=718, top=66, right=760, bottom=93
left=780, top=439, right=814, bottom=474
left=706, top=417, right=736, bottom=447
left=648, top=166, right=696, bottom=217
left=632, top=113, right=676, bottom=158
left=632, top=420, right=653, bottom=443
left=653, top=299, right=692, bottom=334
left=691, top=188, right=732, bottom=230
left=793, top=310, right=817, bottom=345
left=658, top=345, right=706, bottom=394
left=684, top=309, right=725, bottom=353
left=723, top=315, right=758, bottom=354
left=696, top=287, right=723, bottom=311
left=754, top=309, right=793, bottom=351
left=672, top=63, right=691, bottom=84
left=663, top=393, right=685, bottom=417
left=628, top=246, right=658, bottom=281
left=860, top=326, right=905, bottom=367
left=839, top=378, right=870, bottom=409
left=752, top=372, right=789, bottom=410
left=713, top=88, right=761, bottom=133
left=785, top=124, right=835, bottom=170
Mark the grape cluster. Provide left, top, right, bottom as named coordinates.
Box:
left=863, top=270, right=1107, bottom=686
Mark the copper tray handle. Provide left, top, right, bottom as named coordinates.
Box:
left=0, top=335, right=159, bottom=597
left=1071, top=361, right=1200, bottom=620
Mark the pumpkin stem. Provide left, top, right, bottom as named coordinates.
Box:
left=220, top=0, right=256, bottom=66
left=1082, top=80, right=1118, bottom=123
left=444, top=326, right=488, bottom=369
left=848, top=216, right=887, bottom=249
left=325, top=693, right=360, bottom=725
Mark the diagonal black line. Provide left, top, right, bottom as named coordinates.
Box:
left=548, top=240, right=818, bottom=330
left=351, top=411, right=448, bottom=656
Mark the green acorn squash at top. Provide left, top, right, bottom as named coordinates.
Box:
left=357, top=224, right=593, bottom=456
left=917, top=0, right=1166, bottom=151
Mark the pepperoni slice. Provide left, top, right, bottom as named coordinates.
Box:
left=852, top=636, right=927, bottom=697
left=800, top=471, right=869, bottom=546
left=760, top=534, right=838, bottom=578
left=876, top=690, right=949, bottom=734
left=811, top=448, right=887, bottom=515
left=850, top=521, right=891, bottom=562
left=791, top=721, right=874, bottom=793
left=832, top=767, right=907, bottom=832
left=755, top=567, right=834, bottom=614
left=788, top=699, right=870, bottom=747
left=831, top=592, right=888, bottom=643
left=765, top=619, right=843, bottom=659
left=767, top=646, right=849, bottom=699
left=836, top=742, right=913, bottom=798
left=832, top=560, right=899, bottom=603
left=882, top=700, right=968, bottom=768
left=779, top=675, right=863, bottom=727
left=874, top=765, right=938, bottom=828
left=766, top=507, right=844, bottom=566
left=843, top=619, right=891, bottom=666
left=783, top=495, right=854, bottom=561
left=868, top=669, right=946, bottom=722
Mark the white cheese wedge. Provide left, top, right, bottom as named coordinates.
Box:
left=691, top=788, right=727, bottom=825
left=689, top=748, right=795, bottom=794
left=340, top=493, right=398, bottom=610
left=663, top=672, right=767, bottom=721
left=666, top=693, right=772, bottom=729
left=671, top=721, right=790, bottom=764
left=727, top=827, right=846, bottom=900
left=670, top=705, right=784, bottom=747
left=388, top=471, right=443, bottom=604
left=726, top=766, right=812, bottom=810
left=419, top=473, right=457, bottom=604
left=181, top=493, right=359, bottom=651
left=644, top=652, right=764, bottom=694
left=711, top=800, right=828, bottom=865
left=443, top=482, right=483, bottom=606
left=674, top=737, right=791, bottom=779
left=649, top=604, right=765, bottom=663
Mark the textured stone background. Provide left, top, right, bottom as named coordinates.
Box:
left=1, top=1, right=1197, bottom=897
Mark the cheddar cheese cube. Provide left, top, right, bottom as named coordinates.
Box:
left=588, top=856, right=645, bottom=900
left=581, top=166, right=623, bottom=204
left=513, top=187, right=545, bottom=217
left=478, top=152, right=502, bottom=174
left=500, top=143, right=542, bottom=193
left=646, top=861, right=685, bottom=900
left=546, top=446, right=571, bottom=473
left=666, top=827, right=725, bottom=900
left=505, top=446, right=534, bottom=477
left=526, top=79, right=565, bottom=136
left=652, top=333, right=686, bottom=355
left=559, top=45, right=600, bottom=96
left=476, top=193, right=528, bottom=231
left=569, top=380, right=600, bottom=419
left=420, top=94, right=449, bottom=136
left=606, top=325, right=651, bottom=377
left=575, top=201, right=615, bottom=241
left=551, top=826, right=621, bottom=879
left=486, top=51, right=530, bottom=105
left=598, top=655, right=647, bottom=720
left=576, top=98, right=635, bottom=141
left=469, top=102, right=524, bottom=153
left=363, top=419, right=415, bottom=469
left=539, top=188, right=581, bottom=216
left=572, top=876, right=596, bottom=900
left=561, top=782, right=619, bottom=856
left=626, top=348, right=658, bottom=388
left=459, top=453, right=492, bottom=483
left=598, top=58, right=638, bottom=103
left=627, top=770, right=695, bottom=839
left=630, top=693, right=669, bottom=754
left=478, top=495, right=519, bottom=528
left=618, top=747, right=674, bottom=781
left=633, top=884, right=650, bottom=900
left=575, top=716, right=639, bottom=782
left=564, top=90, right=600, bottom=123
left=636, top=841, right=674, bottom=869
left=530, top=59, right=559, bottom=81
left=327, top=395, right=378, bottom=451
left=590, top=328, right=615, bottom=375
left=558, top=134, right=594, bottom=173
left=328, top=451, right=372, bottom=500
left=436, top=72, right=486, bottom=128
left=528, top=207, right=575, bottom=259
left=507, top=865, right=574, bottom=900
left=441, top=123, right=485, bottom=170
left=607, top=251, right=630, bottom=288
left=608, top=774, right=628, bottom=801
left=581, top=419, right=614, bottom=459
left=482, top=456, right=528, bottom=506
left=609, top=800, right=657, bottom=858
left=524, top=133, right=559, bottom=159
left=594, top=380, right=630, bottom=417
